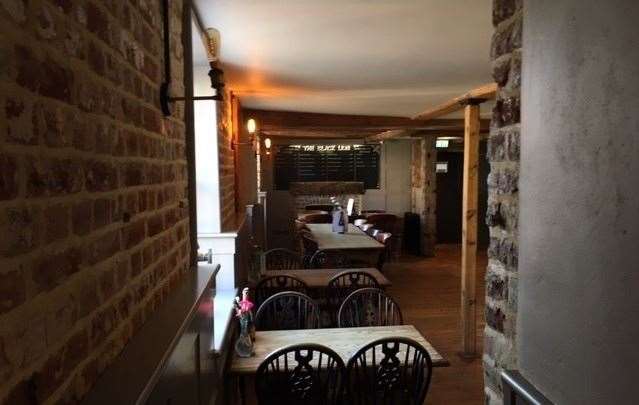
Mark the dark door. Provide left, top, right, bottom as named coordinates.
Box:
left=436, top=151, right=463, bottom=243
left=436, top=142, right=489, bottom=247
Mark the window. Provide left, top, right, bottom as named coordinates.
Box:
left=274, top=144, right=381, bottom=190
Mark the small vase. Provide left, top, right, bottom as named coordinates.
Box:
left=235, top=316, right=254, bottom=357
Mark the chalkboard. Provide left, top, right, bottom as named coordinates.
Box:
left=274, top=144, right=380, bottom=190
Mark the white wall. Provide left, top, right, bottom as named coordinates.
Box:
left=520, top=1, right=639, bottom=403
left=363, top=140, right=412, bottom=215
left=193, top=65, right=221, bottom=234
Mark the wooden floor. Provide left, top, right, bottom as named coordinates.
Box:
left=385, top=244, right=487, bottom=405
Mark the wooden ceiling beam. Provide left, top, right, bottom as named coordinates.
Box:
left=412, top=83, right=497, bottom=121
left=260, top=129, right=378, bottom=139
left=366, top=120, right=490, bottom=142
left=244, top=108, right=476, bottom=131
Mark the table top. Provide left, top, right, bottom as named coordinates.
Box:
left=306, top=223, right=385, bottom=251
left=297, top=210, right=329, bottom=219
left=230, top=325, right=448, bottom=374
left=264, top=268, right=391, bottom=288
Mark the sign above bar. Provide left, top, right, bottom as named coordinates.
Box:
left=290, top=144, right=357, bottom=152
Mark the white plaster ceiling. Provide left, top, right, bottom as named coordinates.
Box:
left=193, top=0, right=493, bottom=118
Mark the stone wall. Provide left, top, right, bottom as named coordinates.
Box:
left=0, top=0, right=191, bottom=403
left=484, top=0, right=522, bottom=403
left=410, top=138, right=437, bottom=256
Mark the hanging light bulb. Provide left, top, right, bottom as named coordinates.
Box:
left=264, top=138, right=272, bottom=155
left=246, top=118, right=257, bottom=135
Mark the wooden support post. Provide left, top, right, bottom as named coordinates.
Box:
left=461, top=102, right=480, bottom=357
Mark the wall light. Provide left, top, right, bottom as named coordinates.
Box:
left=160, top=2, right=224, bottom=116
left=233, top=118, right=259, bottom=152
left=247, top=118, right=257, bottom=135
left=264, top=137, right=272, bottom=155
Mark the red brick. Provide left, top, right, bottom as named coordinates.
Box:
left=99, top=266, right=116, bottom=300
left=73, top=277, right=99, bottom=319
left=33, top=102, right=71, bottom=148
left=138, top=189, right=148, bottom=212
left=164, top=207, right=178, bottom=228
left=117, top=292, right=133, bottom=320
left=86, top=230, right=120, bottom=265
left=52, top=0, right=74, bottom=14
left=84, top=160, right=118, bottom=192
left=33, top=247, right=81, bottom=292
left=142, top=106, right=161, bottom=133
left=141, top=54, right=158, bottom=81
left=86, top=1, right=110, bottom=42
left=142, top=244, right=154, bottom=267
left=125, top=192, right=138, bottom=214
left=27, top=158, right=83, bottom=197
left=5, top=96, right=36, bottom=144
left=93, top=122, right=117, bottom=155
left=93, top=197, right=114, bottom=229
left=33, top=328, right=88, bottom=402
left=0, top=154, right=18, bottom=201
left=122, top=129, right=139, bottom=156
left=15, top=46, right=74, bottom=103
left=0, top=269, right=26, bottom=315
left=0, top=206, right=40, bottom=256
left=122, top=218, right=145, bottom=249
left=147, top=163, right=163, bottom=185
left=123, top=161, right=145, bottom=187
left=87, top=40, right=105, bottom=75
left=130, top=249, right=142, bottom=277
left=44, top=203, right=70, bottom=243
left=90, top=305, right=117, bottom=346
left=71, top=199, right=92, bottom=236
left=147, top=212, right=164, bottom=236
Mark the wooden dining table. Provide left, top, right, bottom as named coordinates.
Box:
left=305, top=223, right=385, bottom=251
left=296, top=210, right=329, bottom=220
left=230, top=325, right=448, bottom=376
left=264, top=267, right=391, bottom=288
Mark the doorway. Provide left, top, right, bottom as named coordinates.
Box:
left=436, top=141, right=489, bottom=248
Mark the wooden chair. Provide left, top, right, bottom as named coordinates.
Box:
left=337, top=287, right=403, bottom=328
left=255, top=343, right=344, bottom=405
left=263, top=248, right=303, bottom=270
left=309, top=250, right=351, bottom=269
left=255, top=275, right=308, bottom=308
left=294, top=219, right=310, bottom=254
left=344, top=337, right=433, bottom=405
left=353, top=219, right=367, bottom=227
left=326, top=271, right=380, bottom=325
left=300, top=213, right=333, bottom=224
left=300, top=232, right=318, bottom=267
left=364, top=213, right=398, bottom=233
left=361, top=224, right=374, bottom=233
left=255, top=291, right=321, bottom=331
left=375, top=232, right=392, bottom=271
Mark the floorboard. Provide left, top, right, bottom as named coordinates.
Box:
left=385, top=244, right=487, bottom=405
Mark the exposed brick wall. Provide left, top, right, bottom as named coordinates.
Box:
left=0, top=0, right=190, bottom=403
left=217, top=90, right=237, bottom=231
left=484, top=0, right=522, bottom=403
left=410, top=138, right=436, bottom=256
